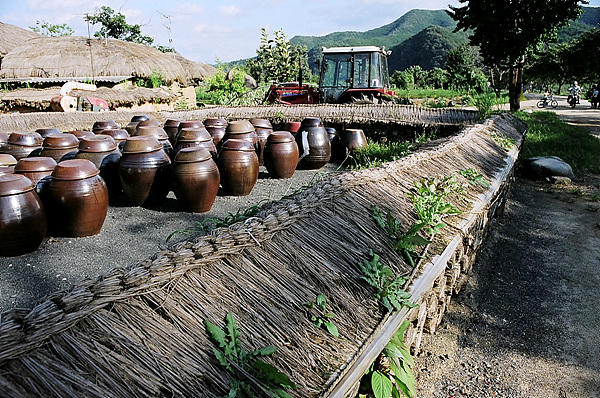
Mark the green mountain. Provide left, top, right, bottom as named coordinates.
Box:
left=387, top=25, right=468, bottom=71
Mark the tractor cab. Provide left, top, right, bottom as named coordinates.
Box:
left=319, top=46, right=396, bottom=104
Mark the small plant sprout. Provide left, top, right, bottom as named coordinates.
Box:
left=204, top=312, right=296, bottom=398
left=490, top=131, right=515, bottom=151
left=302, top=294, right=339, bottom=337
left=359, top=250, right=416, bottom=312
left=459, top=168, right=491, bottom=187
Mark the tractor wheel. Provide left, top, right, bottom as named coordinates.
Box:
left=348, top=93, right=377, bottom=105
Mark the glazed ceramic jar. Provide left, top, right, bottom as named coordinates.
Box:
left=134, top=125, right=173, bottom=158
left=98, top=129, right=129, bottom=147
left=70, top=131, right=95, bottom=141
left=285, top=121, right=301, bottom=136
left=125, top=115, right=150, bottom=135
left=119, top=136, right=172, bottom=207
left=0, top=154, right=17, bottom=175
left=250, top=118, right=273, bottom=165
left=204, top=118, right=227, bottom=146
left=14, top=156, right=57, bottom=194
left=217, top=139, right=259, bottom=196
left=172, top=147, right=220, bottom=213
left=45, top=159, right=108, bottom=237
left=163, top=119, right=183, bottom=145
left=35, top=128, right=61, bottom=138
left=338, top=129, right=368, bottom=162
left=263, top=131, right=299, bottom=179
left=75, top=135, right=121, bottom=197
left=295, top=117, right=331, bottom=169
left=0, top=132, right=43, bottom=160
left=173, top=127, right=216, bottom=159
left=92, top=120, right=120, bottom=134
left=219, top=120, right=259, bottom=154
left=39, top=133, right=79, bottom=162
left=0, top=174, right=47, bottom=256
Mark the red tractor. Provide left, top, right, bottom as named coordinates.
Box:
left=265, top=46, right=397, bottom=105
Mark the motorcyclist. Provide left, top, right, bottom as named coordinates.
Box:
left=568, top=81, right=582, bottom=104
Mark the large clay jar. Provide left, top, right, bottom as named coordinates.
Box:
left=0, top=132, right=43, bottom=160
left=219, top=120, right=259, bottom=154
left=125, top=115, right=150, bottom=135
left=0, top=154, right=17, bottom=175
left=14, top=156, right=57, bottom=194
left=264, top=131, right=299, bottom=179
left=119, top=136, right=172, bottom=207
left=172, top=147, right=220, bottom=213
left=134, top=125, right=173, bottom=159
left=0, top=174, right=47, bottom=256
left=98, top=129, right=129, bottom=146
left=173, top=127, right=216, bottom=159
left=71, top=131, right=95, bottom=141
left=285, top=121, right=302, bottom=136
left=92, top=120, right=120, bottom=134
left=204, top=118, right=227, bottom=146
left=296, top=118, right=331, bottom=169
left=339, top=129, right=368, bottom=160
left=45, top=159, right=108, bottom=237
left=250, top=118, right=273, bottom=166
left=35, top=128, right=61, bottom=138
left=75, top=135, right=122, bottom=198
left=39, top=133, right=79, bottom=162
left=217, top=139, right=259, bottom=196
left=163, top=119, right=183, bottom=145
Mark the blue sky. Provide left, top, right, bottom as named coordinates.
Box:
left=1, top=0, right=599, bottom=64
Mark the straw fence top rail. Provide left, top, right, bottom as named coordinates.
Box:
left=0, top=112, right=524, bottom=398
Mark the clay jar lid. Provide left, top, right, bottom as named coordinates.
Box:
left=221, top=138, right=255, bottom=152
left=7, top=132, right=43, bottom=147
left=177, top=127, right=212, bottom=142
left=42, top=133, right=79, bottom=149
left=130, top=115, right=149, bottom=123
left=98, top=129, right=129, bottom=142
left=121, top=136, right=162, bottom=154
left=92, top=120, right=119, bottom=133
left=51, top=159, right=99, bottom=180
left=301, top=117, right=323, bottom=128
left=249, top=118, right=273, bottom=129
left=78, top=135, right=117, bottom=153
left=164, top=119, right=183, bottom=128
left=0, top=174, right=35, bottom=196
left=226, top=120, right=255, bottom=134
left=135, top=119, right=161, bottom=129
left=204, top=118, right=227, bottom=127
left=35, top=128, right=61, bottom=137
left=134, top=126, right=169, bottom=140
left=174, top=147, right=212, bottom=163
left=267, top=131, right=295, bottom=143
left=71, top=131, right=95, bottom=141
left=0, top=154, right=17, bottom=166
left=14, top=157, right=57, bottom=173
left=178, top=120, right=205, bottom=131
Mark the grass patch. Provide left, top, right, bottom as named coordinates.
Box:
left=345, top=140, right=414, bottom=170
left=516, top=111, right=600, bottom=174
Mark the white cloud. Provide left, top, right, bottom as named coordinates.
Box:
left=26, top=0, right=81, bottom=11
left=219, top=5, right=241, bottom=17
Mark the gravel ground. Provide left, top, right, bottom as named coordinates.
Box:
left=414, top=96, right=600, bottom=398
left=0, top=163, right=339, bottom=313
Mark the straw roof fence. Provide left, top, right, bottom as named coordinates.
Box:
left=0, top=22, right=39, bottom=57
left=0, top=36, right=190, bottom=84
left=0, top=113, right=525, bottom=397
left=0, top=104, right=478, bottom=134
left=0, top=86, right=176, bottom=112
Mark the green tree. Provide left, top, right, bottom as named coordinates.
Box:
left=448, top=0, right=584, bottom=111
left=424, top=67, right=449, bottom=89
left=247, top=28, right=310, bottom=84
left=85, top=6, right=154, bottom=46
left=29, top=20, right=74, bottom=37
left=390, top=70, right=414, bottom=90
left=446, top=43, right=487, bottom=92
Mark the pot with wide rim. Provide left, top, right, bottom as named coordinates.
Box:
left=163, top=119, right=183, bottom=145
left=70, top=131, right=95, bottom=141
left=119, top=136, right=172, bottom=207
left=335, top=128, right=368, bottom=164
left=263, top=131, right=299, bottom=179
left=39, top=133, right=79, bottom=162
left=125, top=115, right=150, bottom=135
left=204, top=119, right=228, bottom=146
left=14, top=156, right=57, bottom=194
left=75, top=136, right=121, bottom=198
left=35, top=128, right=61, bottom=138
left=172, top=147, right=220, bottom=213
left=295, top=124, right=331, bottom=170
left=216, top=138, right=259, bottom=196
left=0, top=174, right=47, bottom=256
left=1, top=132, right=43, bottom=160
left=134, top=125, right=173, bottom=158
left=173, top=127, right=216, bottom=158
left=45, top=159, right=108, bottom=237
left=92, top=120, right=120, bottom=134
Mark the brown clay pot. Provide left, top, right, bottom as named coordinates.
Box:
left=173, top=127, right=216, bottom=159
left=296, top=118, right=331, bottom=169
left=264, top=131, right=299, bottom=179
left=249, top=118, right=273, bottom=129
left=172, top=147, right=220, bottom=213
left=163, top=119, right=183, bottom=145
left=98, top=129, right=129, bottom=146
left=219, top=120, right=259, bottom=155
left=337, top=128, right=368, bottom=163
left=178, top=120, right=205, bottom=133
left=75, top=136, right=122, bottom=197
left=204, top=118, right=228, bottom=146
left=70, top=131, right=95, bottom=141
left=0, top=154, right=17, bottom=175
left=0, top=132, right=9, bottom=145
left=92, top=120, right=120, bottom=134
left=0, top=174, right=47, bottom=256
left=125, top=115, right=150, bottom=135
left=217, top=139, right=259, bottom=196
left=285, top=121, right=302, bottom=135
left=45, top=159, right=108, bottom=237
left=14, top=156, right=57, bottom=194
left=35, top=128, right=61, bottom=138
left=119, top=136, right=172, bottom=207
left=250, top=120, right=273, bottom=166
left=39, top=133, right=79, bottom=162
left=0, top=132, right=43, bottom=160
left=134, top=125, right=173, bottom=158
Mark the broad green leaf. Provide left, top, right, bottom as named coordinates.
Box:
left=251, top=360, right=296, bottom=388
left=371, top=370, right=393, bottom=398
left=258, top=346, right=278, bottom=356
left=204, top=320, right=227, bottom=348
left=383, top=344, right=403, bottom=359
left=325, top=321, right=339, bottom=337
left=316, top=293, right=327, bottom=309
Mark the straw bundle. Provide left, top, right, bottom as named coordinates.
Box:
left=0, top=113, right=525, bottom=397
left=0, top=22, right=39, bottom=57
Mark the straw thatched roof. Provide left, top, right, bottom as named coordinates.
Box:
left=0, top=22, right=40, bottom=57
left=0, top=112, right=526, bottom=397
left=168, top=52, right=218, bottom=83
left=0, top=36, right=190, bottom=83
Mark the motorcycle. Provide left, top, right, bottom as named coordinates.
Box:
left=567, top=93, right=580, bottom=108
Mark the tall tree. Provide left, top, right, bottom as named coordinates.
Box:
left=29, top=20, right=74, bottom=37
left=85, top=6, right=154, bottom=46
left=448, top=0, right=585, bottom=111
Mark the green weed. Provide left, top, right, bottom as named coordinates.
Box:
left=302, top=294, right=339, bottom=337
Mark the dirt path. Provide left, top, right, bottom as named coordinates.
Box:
left=414, top=98, right=600, bottom=397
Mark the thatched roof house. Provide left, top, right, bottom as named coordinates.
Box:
left=0, top=22, right=40, bottom=58
left=0, top=35, right=190, bottom=84
left=168, top=52, right=217, bottom=84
